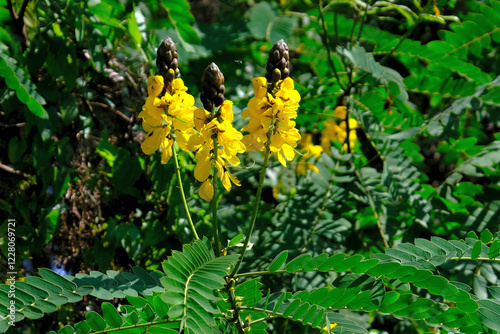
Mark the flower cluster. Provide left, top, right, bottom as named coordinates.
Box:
left=321, top=106, right=357, bottom=152
left=193, top=100, right=246, bottom=202
left=138, top=76, right=201, bottom=163
left=241, top=76, right=301, bottom=167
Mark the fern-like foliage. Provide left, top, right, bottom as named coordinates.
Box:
left=235, top=233, right=500, bottom=333
left=160, top=238, right=239, bottom=333
left=351, top=92, right=432, bottom=230
left=0, top=239, right=238, bottom=334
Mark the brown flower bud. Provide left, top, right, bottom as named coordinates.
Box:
left=156, top=37, right=180, bottom=92
left=201, top=62, right=225, bottom=112
left=265, top=39, right=290, bottom=83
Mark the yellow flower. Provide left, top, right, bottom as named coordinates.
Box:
left=321, top=106, right=357, bottom=153
left=194, top=100, right=245, bottom=201
left=322, top=323, right=337, bottom=333
left=296, top=133, right=323, bottom=175
left=139, top=76, right=201, bottom=164
left=242, top=77, right=301, bottom=167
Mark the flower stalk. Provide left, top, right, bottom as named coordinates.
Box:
left=231, top=39, right=301, bottom=277
left=195, top=63, right=245, bottom=254
left=172, top=143, right=199, bottom=240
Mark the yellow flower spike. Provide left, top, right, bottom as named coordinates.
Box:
left=242, top=75, right=301, bottom=166
left=199, top=179, right=214, bottom=202
left=147, top=75, right=164, bottom=97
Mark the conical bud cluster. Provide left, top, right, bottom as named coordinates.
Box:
left=265, top=39, right=290, bottom=83
left=201, top=62, right=225, bottom=112
left=156, top=37, right=180, bottom=91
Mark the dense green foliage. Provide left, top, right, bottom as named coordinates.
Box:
left=1, top=0, right=500, bottom=333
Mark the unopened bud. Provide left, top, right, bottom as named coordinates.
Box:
left=156, top=37, right=180, bottom=92
left=201, top=62, right=225, bottom=111
left=265, top=39, right=290, bottom=83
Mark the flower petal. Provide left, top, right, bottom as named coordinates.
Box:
left=199, top=180, right=214, bottom=202
left=219, top=100, right=234, bottom=123
left=252, top=77, right=267, bottom=99
left=148, top=76, right=164, bottom=97
left=194, top=155, right=211, bottom=182
left=221, top=172, right=231, bottom=192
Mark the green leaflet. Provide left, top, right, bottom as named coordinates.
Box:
left=0, top=49, right=46, bottom=117
left=338, top=45, right=408, bottom=102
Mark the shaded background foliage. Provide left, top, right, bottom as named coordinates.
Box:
left=1, top=0, right=500, bottom=333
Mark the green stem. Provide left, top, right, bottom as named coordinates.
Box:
left=229, top=140, right=272, bottom=279
left=172, top=143, right=199, bottom=240
left=212, top=136, right=221, bottom=256
left=235, top=270, right=287, bottom=279
left=450, top=257, right=500, bottom=262
left=227, top=282, right=245, bottom=333
left=318, top=0, right=345, bottom=91
left=356, top=0, right=371, bottom=43
left=87, top=319, right=179, bottom=334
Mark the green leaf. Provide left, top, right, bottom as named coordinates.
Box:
left=334, top=254, right=363, bottom=272
left=101, top=302, right=123, bottom=328
left=128, top=7, right=142, bottom=46
left=282, top=299, right=301, bottom=318
left=85, top=311, right=106, bottom=331
left=467, top=231, right=479, bottom=240
left=112, top=148, right=142, bottom=194
left=302, top=253, right=328, bottom=272
left=471, top=240, right=482, bottom=259
left=247, top=2, right=275, bottom=39
left=229, top=234, right=245, bottom=247
left=338, top=45, right=408, bottom=101
left=480, top=229, right=494, bottom=243
left=317, top=254, right=346, bottom=271
left=478, top=300, right=500, bottom=331
left=488, top=240, right=500, bottom=259
left=0, top=53, right=46, bottom=117
left=269, top=251, right=288, bottom=272
left=58, top=326, right=75, bottom=334
left=474, top=275, right=488, bottom=299
left=285, top=254, right=312, bottom=272
left=369, top=280, right=385, bottom=306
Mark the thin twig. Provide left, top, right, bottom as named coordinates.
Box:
left=87, top=101, right=131, bottom=122
left=0, top=162, right=30, bottom=178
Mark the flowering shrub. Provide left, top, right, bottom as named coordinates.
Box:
left=2, top=0, right=500, bottom=333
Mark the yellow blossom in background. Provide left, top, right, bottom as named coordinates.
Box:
left=296, top=133, right=323, bottom=176
left=242, top=77, right=301, bottom=167
left=322, top=323, right=338, bottom=333
left=139, top=76, right=201, bottom=164
left=193, top=100, right=245, bottom=202
left=321, top=106, right=357, bottom=153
